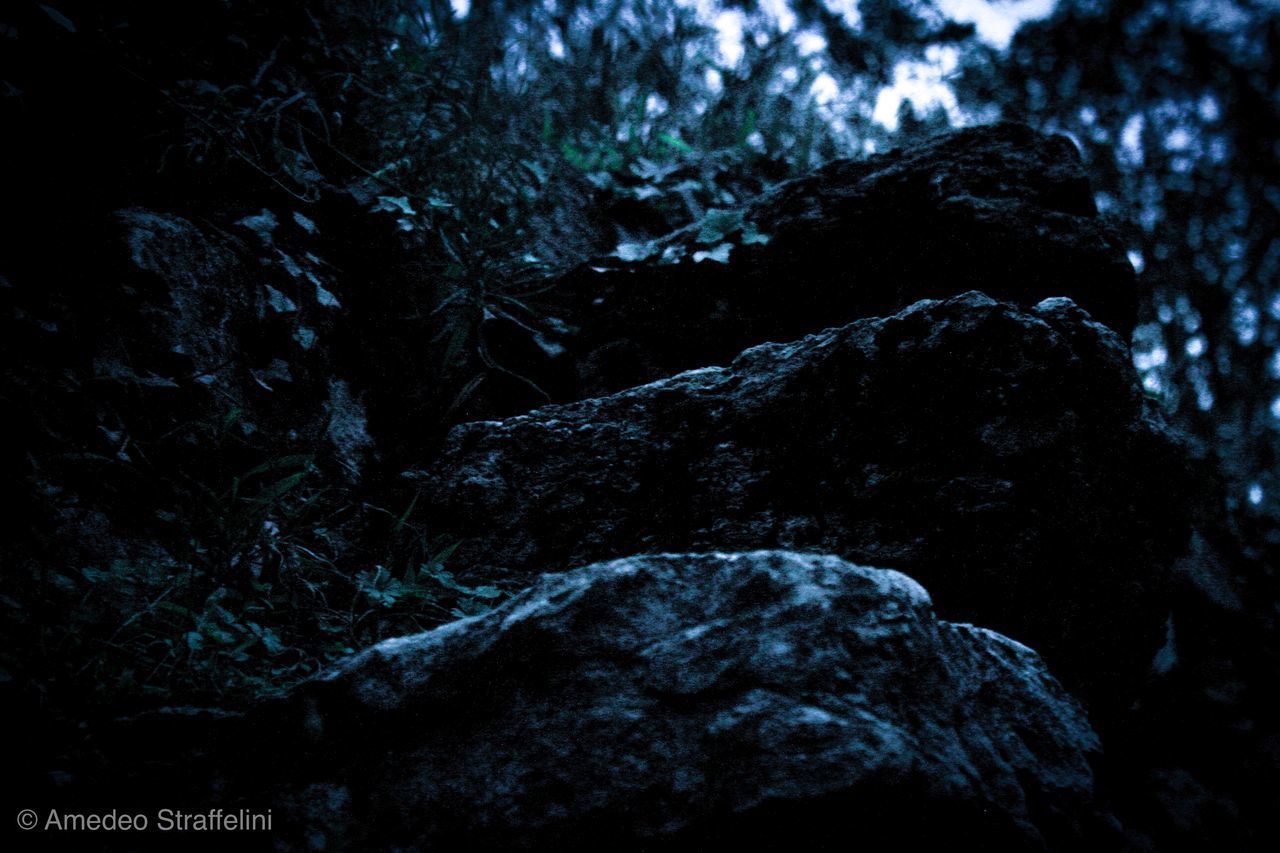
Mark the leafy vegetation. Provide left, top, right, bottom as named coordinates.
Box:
left=3, top=0, right=1277, bottom=725
left=956, top=0, right=1280, bottom=532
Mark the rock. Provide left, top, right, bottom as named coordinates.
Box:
left=117, top=209, right=254, bottom=393
left=249, top=551, right=1111, bottom=850
left=542, top=122, right=1136, bottom=399
left=417, top=292, right=1194, bottom=704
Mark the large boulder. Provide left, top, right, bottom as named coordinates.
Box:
left=539, top=122, right=1136, bottom=399
left=247, top=551, right=1111, bottom=850
left=416, top=292, right=1194, bottom=704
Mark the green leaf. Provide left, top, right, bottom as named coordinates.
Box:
left=221, top=407, right=244, bottom=432
left=373, top=195, right=416, bottom=216
left=136, top=373, right=181, bottom=388
left=247, top=623, right=286, bottom=655
left=659, top=132, right=693, bottom=153
left=155, top=602, right=194, bottom=619
left=203, top=624, right=238, bottom=645
left=630, top=185, right=662, bottom=201
left=660, top=244, right=686, bottom=265
left=613, top=240, right=659, bottom=263
left=394, top=492, right=420, bottom=532
left=264, top=285, right=298, bottom=314
left=737, top=108, right=758, bottom=146
left=693, top=243, right=734, bottom=264
left=315, top=282, right=342, bottom=308
left=39, top=4, right=76, bottom=33
left=243, top=455, right=312, bottom=479
left=697, top=209, right=744, bottom=245
left=741, top=221, right=772, bottom=246
left=429, top=540, right=461, bottom=567
left=293, top=326, right=317, bottom=350
left=246, top=471, right=306, bottom=506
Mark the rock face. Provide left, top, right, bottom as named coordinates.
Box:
left=419, top=291, right=1193, bottom=704
left=544, top=122, right=1136, bottom=399
left=251, top=552, right=1109, bottom=850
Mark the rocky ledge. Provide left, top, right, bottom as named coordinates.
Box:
left=418, top=291, right=1194, bottom=706
left=244, top=551, right=1110, bottom=851
left=538, top=122, right=1136, bottom=400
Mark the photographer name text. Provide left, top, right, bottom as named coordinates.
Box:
left=17, top=807, right=272, bottom=832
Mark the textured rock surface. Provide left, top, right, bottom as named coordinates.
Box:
left=419, top=291, right=1193, bottom=703
left=250, top=552, right=1109, bottom=850
left=543, top=122, right=1136, bottom=399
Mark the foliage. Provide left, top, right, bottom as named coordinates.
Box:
left=1, top=396, right=514, bottom=707
left=952, top=0, right=1280, bottom=532
left=3, top=0, right=1277, bottom=721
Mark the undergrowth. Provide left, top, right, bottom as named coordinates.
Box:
left=6, top=0, right=881, bottom=713
left=23, top=0, right=1269, bottom=718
